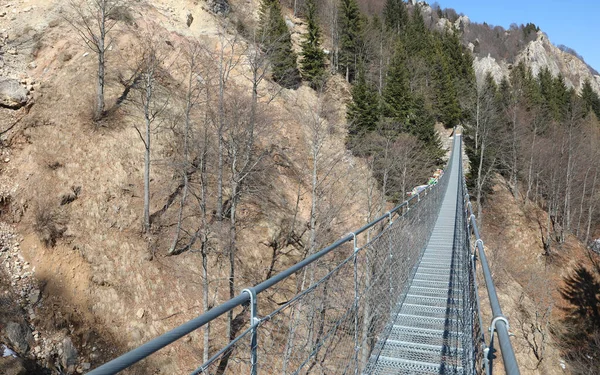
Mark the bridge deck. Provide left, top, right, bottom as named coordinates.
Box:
left=369, top=135, right=466, bottom=375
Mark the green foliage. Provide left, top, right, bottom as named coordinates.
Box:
left=338, top=0, right=362, bottom=82
left=581, top=79, right=600, bottom=119
left=300, top=0, right=327, bottom=89
left=258, top=0, right=301, bottom=89
left=522, top=22, right=540, bottom=37
left=383, top=0, right=408, bottom=34
left=432, top=36, right=461, bottom=127
left=347, top=65, right=380, bottom=141
left=382, top=41, right=412, bottom=126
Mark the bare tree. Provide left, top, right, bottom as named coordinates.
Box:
left=213, top=28, right=244, bottom=222
left=132, top=28, right=171, bottom=233
left=65, top=0, right=127, bottom=119
left=168, top=41, right=205, bottom=254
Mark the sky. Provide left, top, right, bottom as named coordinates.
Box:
left=436, top=0, right=600, bottom=73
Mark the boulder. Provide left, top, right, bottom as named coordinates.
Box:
left=0, top=79, right=29, bottom=109
left=206, top=0, right=229, bottom=15
left=61, top=337, right=78, bottom=369
left=5, top=322, right=33, bottom=354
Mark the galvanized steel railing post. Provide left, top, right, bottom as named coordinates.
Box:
left=242, top=288, right=259, bottom=375
left=351, top=232, right=360, bottom=374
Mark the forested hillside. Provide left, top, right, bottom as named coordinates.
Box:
left=0, top=0, right=599, bottom=374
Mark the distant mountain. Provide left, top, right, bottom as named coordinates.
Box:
left=412, top=0, right=600, bottom=93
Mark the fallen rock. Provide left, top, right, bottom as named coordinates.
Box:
left=5, top=322, right=32, bottom=354
left=28, top=289, right=40, bottom=305
left=186, top=11, right=193, bottom=27
left=0, top=79, right=29, bottom=109
left=206, top=0, right=229, bottom=14
left=61, top=337, right=78, bottom=369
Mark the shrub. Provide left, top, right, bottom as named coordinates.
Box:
left=33, top=203, right=67, bottom=247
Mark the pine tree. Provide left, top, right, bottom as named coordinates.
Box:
left=432, top=37, right=461, bottom=127
left=300, top=0, right=326, bottom=89
left=338, top=0, right=362, bottom=82
left=258, top=0, right=301, bottom=89
left=383, top=0, right=408, bottom=34
left=347, top=65, right=380, bottom=138
left=405, top=3, right=429, bottom=56
left=382, top=40, right=412, bottom=130
left=581, top=79, right=600, bottom=118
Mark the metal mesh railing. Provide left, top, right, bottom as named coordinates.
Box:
left=88, top=144, right=452, bottom=375
left=89, top=134, right=519, bottom=375
left=191, top=169, right=451, bottom=375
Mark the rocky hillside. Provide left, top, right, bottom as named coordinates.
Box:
left=412, top=0, right=600, bottom=92
left=473, top=30, right=600, bottom=92
left=0, top=0, right=598, bottom=374
left=0, top=0, right=385, bottom=373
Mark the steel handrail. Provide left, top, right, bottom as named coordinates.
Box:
left=457, top=134, right=520, bottom=375
left=88, top=160, right=449, bottom=375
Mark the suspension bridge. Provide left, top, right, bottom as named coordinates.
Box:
left=88, top=133, right=520, bottom=375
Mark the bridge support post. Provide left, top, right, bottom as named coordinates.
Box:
left=350, top=232, right=360, bottom=375
left=242, top=288, right=259, bottom=375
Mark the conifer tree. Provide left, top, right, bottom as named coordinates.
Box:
left=258, top=0, right=301, bottom=89
left=338, top=0, right=362, bottom=82
left=300, top=0, right=326, bottom=89
left=432, top=38, right=461, bottom=127
left=347, top=64, right=380, bottom=138
left=411, top=95, right=442, bottom=157
left=580, top=79, right=600, bottom=118
left=382, top=40, right=412, bottom=129
left=383, top=0, right=408, bottom=34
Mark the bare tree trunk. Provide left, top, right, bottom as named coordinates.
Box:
left=563, top=123, right=575, bottom=232
left=576, top=167, right=591, bottom=238
left=476, top=141, right=485, bottom=224
left=97, top=11, right=106, bottom=118
left=169, top=48, right=197, bottom=253
left=143, top=69, right=153, bottom=232
left=216, top=42, right=226, bottom=221
left=510, top=103, right=519, bottom=199
left=200, top=95, right=211, bottom=362
left=585, top=168, right=598, bottom=244
left=65, top=0, right=123, bottom=119
left=526, top=120, right=538, bottom=203
left=227, top=178, right=238, bottom=340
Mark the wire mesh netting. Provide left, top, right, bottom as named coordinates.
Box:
left=87, top=135, right=517, bottom=375
left=189, top=152, right=454, bottom=375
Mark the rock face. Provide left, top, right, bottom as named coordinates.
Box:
left=61, top=337, right=78, bottom=370
left=516, top=33, right=600, bottom=93
left=0, top=78, right=29, bottom=109
left=473, top=32, right=600, bottom=94
left=5, top=322, right=33, bottom=354
left=473, top=54, right=505, bottom=86
left=205, top=0, right=229, bottom=14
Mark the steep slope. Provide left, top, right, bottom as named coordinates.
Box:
left=0, top=0, right=382, bottom=373
left=473, top=31, right=600, bottom=92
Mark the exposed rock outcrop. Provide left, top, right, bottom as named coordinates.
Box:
left=473, top=54, right=506, bottom=86
left=205, top=0, right=229, bottom=15
left=473, top=31, right=600, bottom=93
left=516, top=32, right=600, bottom=93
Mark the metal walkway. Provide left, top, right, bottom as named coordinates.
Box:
left=368, top=135, right=467, bottom=374
left=88, top=133, right=519, bottom=375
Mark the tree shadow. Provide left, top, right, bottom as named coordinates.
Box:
left=558, top=264, right=600, bottom=374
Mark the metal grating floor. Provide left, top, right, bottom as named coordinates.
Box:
left=369, top=137, right=465, bottom=375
